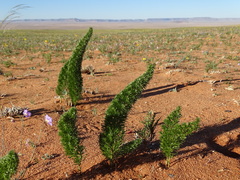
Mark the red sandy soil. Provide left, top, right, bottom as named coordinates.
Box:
left=1, top=50, right=240, bottom=179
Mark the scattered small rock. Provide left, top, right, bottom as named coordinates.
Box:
left=0, top=93, right=7, bottom=98
left=233, top=99, right=240, bottom=106
left=39, top=68, right=45, bottom=72
left=6, top=77, right=17, bottom=81
left=225, top=85, right=234, bottom=91
left=164, top=63, right=176, bottom=69
left=224, top=110, right=232, bottom=112
left=82, top=65, right=95, bottom=75
left=166, top=69, right=184, bottom=75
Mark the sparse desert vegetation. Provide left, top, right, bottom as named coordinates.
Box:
left=0, top=25, right=240, bottom=179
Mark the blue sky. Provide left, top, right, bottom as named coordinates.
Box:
left=1, top=0, right=240, bottom=20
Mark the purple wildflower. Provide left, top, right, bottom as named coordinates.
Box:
left=23, top=109, right=31, bottom=117
left=45, top=114, right=53, bottom=126
left=25, top=139, right=30, bottom=146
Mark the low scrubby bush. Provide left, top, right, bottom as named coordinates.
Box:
left=138, top=110, right=160, bottom=141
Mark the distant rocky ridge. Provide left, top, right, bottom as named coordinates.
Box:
left=13, top=17, right=240, bottom=22
left=5, top=17, right=240, bottom=30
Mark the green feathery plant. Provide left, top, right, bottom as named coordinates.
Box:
left=0, top=150, right=19, bottom=180
left=99, top=63, right=155, bottom=164
left=138, top=110, right=160, bottom=141
left=159, top=106, right=200, bottom=168
left=58, top=107, right=84, bottom=172
left=56, top=27, right=93, bottom=105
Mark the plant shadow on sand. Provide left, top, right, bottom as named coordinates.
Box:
left=30, top=108, right=52, bottom=116
left=67, top=142, right=164, bottom=180
left=80, top=79, right=240, bottom=106
left=66, top=117, right=240, bottom=179
left=79, top=84, right=175, bottom=105
left=185, top=117, right=240, bottom=159
left=79, top=80, right=221, bottom=106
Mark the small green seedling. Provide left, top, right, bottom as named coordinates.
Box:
left=205, top=60, right=219, bottom=73
left=138, top=110, right=160, bottom=141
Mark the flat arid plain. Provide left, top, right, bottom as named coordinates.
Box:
left=9, top=18, right=240, bottom=29
left=1, top=19, right=240, bottom=179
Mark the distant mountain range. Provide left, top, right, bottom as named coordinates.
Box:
left=7, top=17, right=240, bottom=30
left=13, top=17, right=240, bottom=22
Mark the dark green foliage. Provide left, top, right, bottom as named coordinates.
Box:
left=99, top=63, right=155, bottom=163
left=58, top=107, right=84, bottom=170
left=138, top=110, right=160, bottom=141
left=55, top=60, right=69, bottom=96
left=56, top=27, right=93, bottom=105
left=118, top=138, right=142, bottom=156
left=159, top=106, right=200, bottom=167
left=0, top=150, right=19, bottom=180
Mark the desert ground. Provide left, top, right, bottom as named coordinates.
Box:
left=0, top=23, right=240, bottom=179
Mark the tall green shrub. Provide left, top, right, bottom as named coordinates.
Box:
left=99, top=63, right=155, bottom=164
left=159, top=106, right=200, bottom=167
left=58, top=107, right=84, bottom=171
left=0, top=150, right=19, bottom=180
left=56, top=27, right=93, bottom=105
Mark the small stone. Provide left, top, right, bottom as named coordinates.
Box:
left=224, top=110, right=232, bottom=112
left=39, top=68, right=45, bottom=72
left=168, top=174, right=175, bottom=178
left=225, top=86, right=234, bottom=91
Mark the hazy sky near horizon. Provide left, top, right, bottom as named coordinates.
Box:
left=1, top=0, right=240, bottom=20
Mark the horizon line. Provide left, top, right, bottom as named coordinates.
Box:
left=9, top=17, right=240, bottom=22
